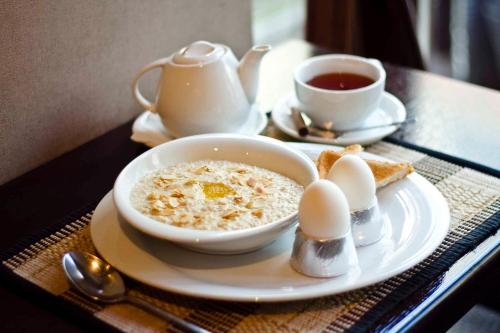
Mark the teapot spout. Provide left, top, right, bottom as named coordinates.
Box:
left=238, top=45, right=271, bottom=104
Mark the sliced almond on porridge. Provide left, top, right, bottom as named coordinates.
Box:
left=193, top=165, right=212, bottom=175
left=150, top=207, right=161, bottom=216
left=176, top=213, right=194, bottom=224
left=217, top=221, right=228, bottom=230
left=160, top=208, right=175, bottom=216
left=150, top=207, right=174, bottom=216
left=246, top=177, right=257, bottom=187
left=184, top=179, right=197, bottom=186
left=222, top=210, right=240, bottom=220
left=255, top=184, right=266, bottom=194
left=153, top=179, right=164, bottom=188
left=170, top=190, right=184, bottom=198
left=171, top=220, right=189, bottom=227
left=252, top=209, right=264, bottom=218
left=229, top=175, right=243, bottom=185
left=245, top=201, right=253, bottom=209
left=153, top=176, right=175, bottom=188
left=233, top=196, right=244, bottom=204
left=146, top=192, right=159, bottom=201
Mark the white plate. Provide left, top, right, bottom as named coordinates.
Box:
left=272, top=92, right=406, bottom=146
left=131, top=104, right=269, bottom=148
left=90, top=143, right=449, bottom=302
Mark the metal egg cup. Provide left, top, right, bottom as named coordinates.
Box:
left=290, top=199, right=384, bottom=278
left=290, top=227, right=358, bottom=278
left=351, top=198, right=385, bottom=247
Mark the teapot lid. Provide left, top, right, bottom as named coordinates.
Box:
left=172, top=41, right=225, bottom=65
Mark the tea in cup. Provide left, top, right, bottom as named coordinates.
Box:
left=294, top=55, right=386, bottom=131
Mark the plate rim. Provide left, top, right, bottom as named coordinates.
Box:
left=90, top=143, right=450, bottom=302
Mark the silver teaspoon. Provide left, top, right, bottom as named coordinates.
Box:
left=62, top=251, right=210, bottom=333
left=291, top=108, right=413, bottom=138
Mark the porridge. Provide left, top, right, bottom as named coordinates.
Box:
left=130, top=160, right=304, bottom=231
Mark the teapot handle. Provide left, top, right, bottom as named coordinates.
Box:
left=131, top=58, right=169, bottom=112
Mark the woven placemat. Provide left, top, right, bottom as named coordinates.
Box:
left=2, top=141, right=499, bottom=332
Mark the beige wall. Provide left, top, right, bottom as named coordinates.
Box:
left=0, top=0, right=252, bottom=184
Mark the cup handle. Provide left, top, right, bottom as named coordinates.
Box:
left=131, top=58, right=169, bottom=112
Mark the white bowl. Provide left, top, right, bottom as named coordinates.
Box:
left=113, top=134, right=318, bottom=254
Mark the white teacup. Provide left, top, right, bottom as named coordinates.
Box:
left=294, top=54, right=386, bottom=131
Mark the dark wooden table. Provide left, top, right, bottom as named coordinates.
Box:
left=0, top=40, right=499, bottom=332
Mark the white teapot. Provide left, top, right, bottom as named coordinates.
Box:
left=132, top=41, right=271, bottom=137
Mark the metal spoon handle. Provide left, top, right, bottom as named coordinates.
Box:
left=334, top=118, right=414, bottom=135
left=126, top=295, right=210, bottom=333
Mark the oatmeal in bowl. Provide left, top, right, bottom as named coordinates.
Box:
left=130, top=160, right=304, bottom=231
left=113, top=134, right=318, bottom=254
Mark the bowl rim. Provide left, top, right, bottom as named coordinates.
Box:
left=113, top=133, right=318, bottom=244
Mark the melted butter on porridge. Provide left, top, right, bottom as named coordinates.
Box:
left=130, top=160, right=304, bottom=231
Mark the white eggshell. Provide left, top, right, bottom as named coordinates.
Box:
left=327, top=155, right=376, bottom=211
left=299, top=179, right=351, bottom=239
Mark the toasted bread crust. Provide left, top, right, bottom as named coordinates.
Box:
left=316, top=145, right=363, bottom=178
left=316, top=145, right=414, bottom=188
left=365, top=160, right=414, bottom=188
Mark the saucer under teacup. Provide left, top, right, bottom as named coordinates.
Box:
left=271, top=91, right=406, bottom=146
left=131, top=103, right=268, bottom=147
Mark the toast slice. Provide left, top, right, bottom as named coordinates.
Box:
left=316, top=145, right=414, bottom=189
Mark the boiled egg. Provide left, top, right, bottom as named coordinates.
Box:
left=298, top=179, right=350, bottom=239
left=327, top=155, right=376, bottom=211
